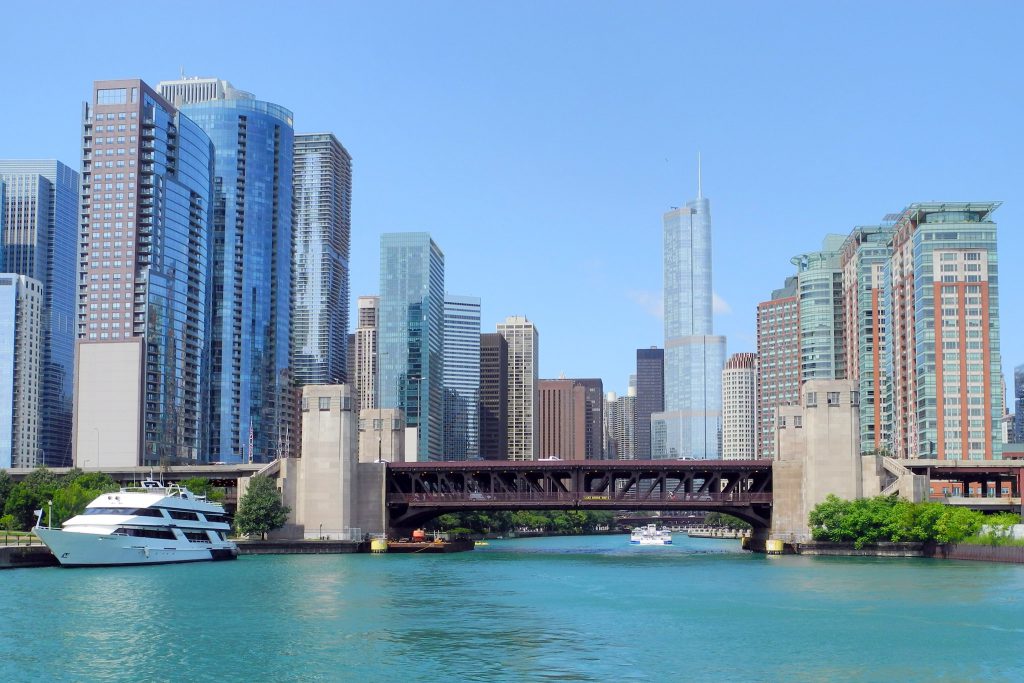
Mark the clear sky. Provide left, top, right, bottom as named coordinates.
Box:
left=2, top=1, right=1021, bottom=396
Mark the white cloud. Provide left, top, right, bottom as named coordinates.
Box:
left=626, top=289, right=664, bottom=319
left=628, top=289, right=731, bottom=318
left=713, top=291, right=732, bottom=315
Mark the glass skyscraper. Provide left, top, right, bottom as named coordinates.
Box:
left=160, top=78, right=295, bottom=463
left=75, top=79, right=214, bottom=466
left=379, top=233, right=445, bottom=461
left=652, top=193, right=725, bottom=459
left=1014, top=364, right=1024, bottom=444
left=0, top=160, right=78, bottom=466
left=0, top=274, right=42, bottom=468
left=443, top=294, right=481, bottom=460
left=292, top=133, right=352, bottom=387
left=635, top=347, right=664, bottom=459
left=792, top=234, right=847, bottom=382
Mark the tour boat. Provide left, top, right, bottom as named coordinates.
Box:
left=34, top=479, right=238, bottom=567
left=630, top=524, right=673, bottom=546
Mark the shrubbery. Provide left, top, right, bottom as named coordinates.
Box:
left=808, top=494, right=1007, bottom=548
left=0, top=468, right=118, bottom=530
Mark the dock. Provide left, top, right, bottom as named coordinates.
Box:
left=0, top=544, right=58, bottom=569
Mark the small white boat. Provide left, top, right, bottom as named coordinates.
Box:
left=630, top=524, right=673, bottom=546
left=34, top=479, right=238, bottom=567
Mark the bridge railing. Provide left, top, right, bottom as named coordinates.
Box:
left=388, top=491, right=772, bottom=505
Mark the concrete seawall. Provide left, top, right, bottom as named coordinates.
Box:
left=0, top=545, right=58, bottom=569
left=235, top=540, right=366, bottom=555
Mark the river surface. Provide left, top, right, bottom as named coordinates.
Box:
left=2, top=534, right=1023, bottom=682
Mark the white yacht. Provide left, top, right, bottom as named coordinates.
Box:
left=630, top=524, right=673, bottom=546
left=34, top=479, right=238, bottom=567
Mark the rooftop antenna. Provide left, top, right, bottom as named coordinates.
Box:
left=697, top=152, right=703, bottom=200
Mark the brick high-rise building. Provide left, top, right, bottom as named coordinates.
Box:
left=884, top=202, right=1003, bottom=460
left=74, top=80, right=214, bottom=467
left=538, top=378, right=587, bottom=460
left=756, top=276, right=800, bottom=458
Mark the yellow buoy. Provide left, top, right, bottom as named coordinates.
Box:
left=370, top=538, right=388, bottom=554
left=766, top=539, right=784, bottom=556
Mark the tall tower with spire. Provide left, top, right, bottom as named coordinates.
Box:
left=650, top=159, right=726, bottom=459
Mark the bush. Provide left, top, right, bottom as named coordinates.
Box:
left=809, top=495, right=988, bottom=548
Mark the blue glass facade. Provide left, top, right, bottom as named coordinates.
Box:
left=652, top=197, right=725, bottom=459
left=292, top=133, right=352, bottom=387
left=0, top=160, right=79, bottom=466
left=1014, top=364, right=1024, bottom=444
left=379, top=233, right=445, bottom=461
left=443, top=295, right=480, bottom=460
left=179, top=98, right=295, bottom=463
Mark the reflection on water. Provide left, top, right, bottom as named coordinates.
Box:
left=2, top=534, right=1023, bottom=682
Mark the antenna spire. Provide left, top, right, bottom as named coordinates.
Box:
left=697, top=152, right=703, bottom=199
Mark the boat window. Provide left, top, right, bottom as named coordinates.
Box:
left=85, top=507, right=164, bottom=517
left=203, top=513, right=230, bottom=524
left=166, top=509, right=200, bottom=521
left=183, top=531, right=212, bottom=543
left=111, top=527, right=177, bottom=540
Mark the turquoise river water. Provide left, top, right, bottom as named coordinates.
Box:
left=2, top=534, right=1024, bottom=682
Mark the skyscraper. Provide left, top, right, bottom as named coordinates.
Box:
left=353, top=296, right=380, bottom=414
left=0, top=274, right=42, bottom=468
left=479, top=332, right=508, bottom=459
left=792, top=234, right=847, bottom=382
left=651, top=184, right=725, bottom=459
left=443, top=295, right=481, bottom=460
left=538, top=378, right=587, bottom=460
left=292, top=133, right=352, bottom=387
left=74, top=79, right=214, bottom=466
left=635, top=347, right=664, bottom=459
left=884, top=202, right=1003, bottom=460
left=756, top=276, right=800, bottom=458
left=379, top=233, right=445, bottom=460
left=573, top=378, right=605, bottom=459
left=604, top=389, right=637, bottom=460
left=721, top=352, right=757, bottom=460
left=158, top=77, right=295, bottom=463
left=840, top=226, right=893, bottom=455
left=0, top=160, right=78, bottom=466
left=497, top=316, right=538, bottom=460
left=1014, top=364, right=1024, bottom=444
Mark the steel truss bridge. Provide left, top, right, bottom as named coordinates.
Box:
left=385, top=459, right=774, bottom=530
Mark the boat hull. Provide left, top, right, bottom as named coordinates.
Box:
left=34, top=527, right=237, bottom=567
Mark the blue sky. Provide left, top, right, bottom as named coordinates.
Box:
left=2, top=1, right=1021, bottom=395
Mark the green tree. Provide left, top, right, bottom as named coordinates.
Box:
left=0, top=470, right=12, bottom=514
left=3, top=467, right=59, bottom=530
left=933, top=507, right=985, bottom=544
left=980, top=513, right=1021, bottom=546
left=234, top=475, right=290, bottom=540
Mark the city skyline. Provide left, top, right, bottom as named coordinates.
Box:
left=0, top=4, right=1022, bottom=395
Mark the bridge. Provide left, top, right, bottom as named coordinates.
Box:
left=385, top=459, right=773, bottom=530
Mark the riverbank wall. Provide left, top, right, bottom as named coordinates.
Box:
left=922, top=543, right=1024, bottom=564
left=0, top=545, right=58, bottom=569
left=783, top=541, right=1024, bottom=564
left=235, top=539, right=366, bottom=555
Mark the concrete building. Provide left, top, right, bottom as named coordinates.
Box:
left=0, top=275, right=43, bottom=468
left=652, top=184, right=726, bottom=459
left=604, top=389, right=637, bottom=460
left=756, top=276, right=800, bottom=459
left=443, top=295, right=481, bottom=460
left=353, top=296, right=380, bottom=416
left=1014, top=364, right=1024, bottom=444
left=497, top=316, right=539, bottom=460
left=291, top=133, right=353, bottom=388
left=635, top=347, right=664, bottom=459
left=884, top=203, right=1003, bottom=460
left=0, top=160, right=79, bottom=466
left=792, top=234, right=847, bottom=382
left=379, top=233, right=445, bottom=460
left=721, top=352, right=757, bottom=460
left=538, top=378, right=587, bottom=460
left=479, top=332, right=508, bottom=459
left=74, top=79, right=214, bottom=467
left=357, top=407, right=405, bottom=463
left=770, top=378, right=928, bottom=542
left=159, top=77, right=295, bottom=464
left=840, top=226, right=893, bottom=455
